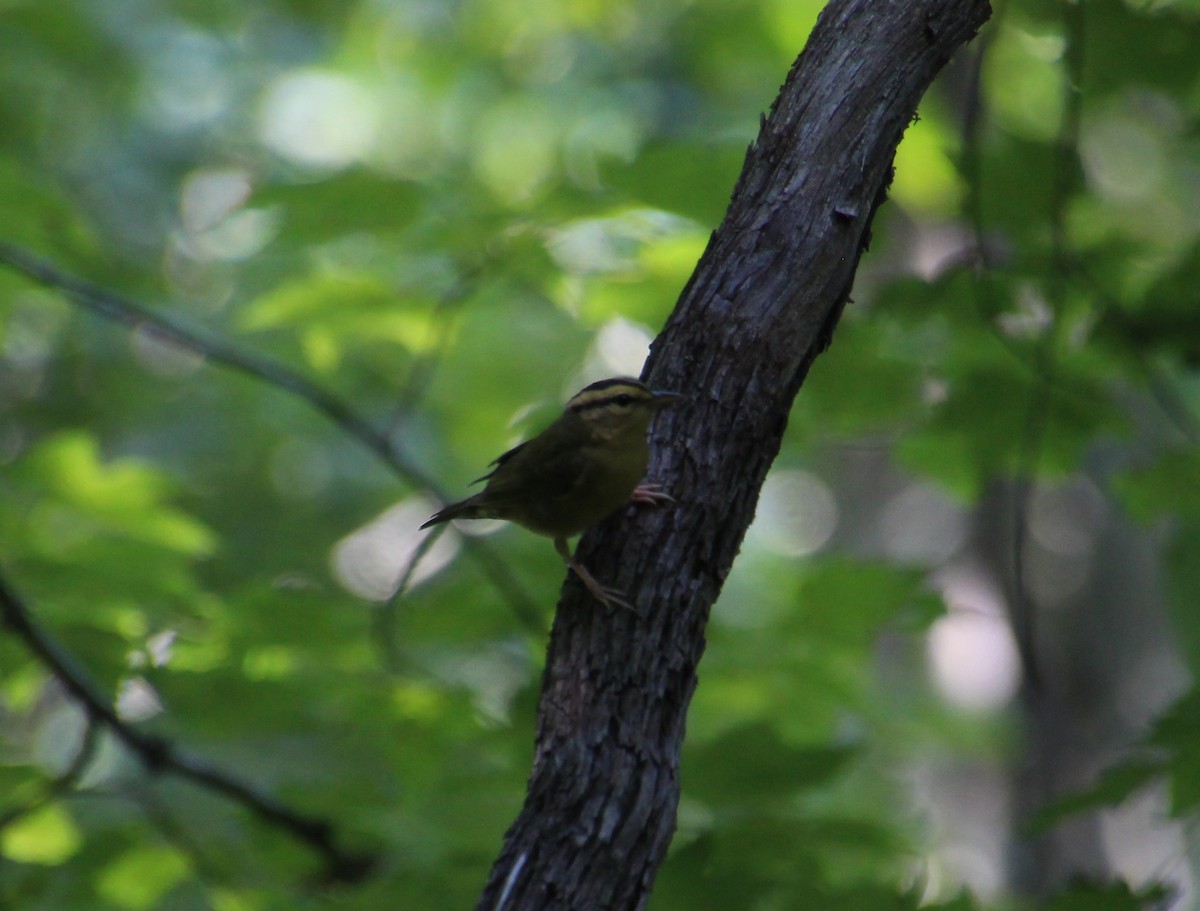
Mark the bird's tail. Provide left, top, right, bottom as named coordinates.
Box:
left=420, top=495, right=490, bottom=529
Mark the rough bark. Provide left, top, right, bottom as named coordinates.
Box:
left=475, top=1, right=992, bottom=909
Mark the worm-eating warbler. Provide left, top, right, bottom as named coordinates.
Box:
left=421, top=377, right=682, bottom=609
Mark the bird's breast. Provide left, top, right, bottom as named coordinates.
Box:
left=517, top=439, right=648, bottom=538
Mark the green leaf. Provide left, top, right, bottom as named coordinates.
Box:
left=96, top=844, right=190, bottom=910
left=1149, top=690, right=1200, bottom=815
left=1163, top=523, right=1200, bottom=673
left=13, top=432, right=216, bottom=559
left=1115, top=451, right=1200, bottom=520
left=256, top=171, right=422, bottom=242
left=794, top=314, right=926, bottom=439
left=1044, top=879, right=1172, bottom=911
left=1028, top=759, right=1163, bottom=833
left=0, top=803, right=82, bottom=865
left=685, top=721, right=858, bottom=807
left=604, top=141, right=747, bottom=226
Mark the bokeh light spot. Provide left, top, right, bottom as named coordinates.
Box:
left=879, top=482, right=968, bottom=564
left=332, top=497, right=459, bottom=601
left=259, top=69, right=379, bottom=169
left=749, top=469, right=838, bottom=557
left=927, top=567, right=1020, bottom=711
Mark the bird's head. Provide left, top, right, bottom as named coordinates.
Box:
left=566, top=376, right=684, bottom=442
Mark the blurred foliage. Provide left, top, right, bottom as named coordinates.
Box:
left=1, top=0, right=1199, bottom=909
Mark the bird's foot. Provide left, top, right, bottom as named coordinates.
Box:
left=630, top=483, right=675, bottom=508
left=569, top=560, right=636, bottom=612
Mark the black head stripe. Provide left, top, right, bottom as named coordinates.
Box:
left=567, top=378, right=651, bottom=413
left=572, top=394, right=631, bottom=414
left=578, top=377, right=646, bottom=396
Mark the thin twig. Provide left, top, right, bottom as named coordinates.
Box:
left=956, top=11, right=1075, bottom=403
left=0, top=568, right=376, bottom=883
left=957, top=2, right=1045, bottom=690
left=1004, top=0, right=1088, bottom=693
left=0, top=243, right=408, bottom=477
left=0, top=717, right=99, bottom=832
left=1070, top=264, right=1200, bottom=445
left=374, top=525, right=443, bottom=671
left=387, top=259, right=487, bottom=433
left=0, top=241, right=541, bottom=622
left=959, top=9, right=996, bottom=271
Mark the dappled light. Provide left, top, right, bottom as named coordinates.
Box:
left=1083, top=111, right=1168, bottom=203
left=471, top=97, right=561, bottom=205
left=175, top=168, right=279, bottom=262
left=927, top=601, right=1021, bottom=712
left=587, top=316, right=653, bottom=378
left=986, top=24, right=1065, bottom=141
left=115, top=677, right=165, bottom=723
left=259, top=69, right=380, bottom=170
left=332, top=497, right=459, bottom=600
left=878, top=482, right=969, bottom=564
left=135, top=26, right=233, bottom=131
left=3, top=0, right=1199, bottom=908
left=749, top=469, right=839, bottom=558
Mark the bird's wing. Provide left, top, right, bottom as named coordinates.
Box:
left=471, top=440, right=530, bottom=485
left=477, top=427, right=590, bottom=505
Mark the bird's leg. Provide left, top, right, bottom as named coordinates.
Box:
left=554, top=537, right=635, bottom=612
left=630, top=482, right=675, bottom=507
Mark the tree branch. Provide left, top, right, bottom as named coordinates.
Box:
left=0, top=568, right=375, bottom=883
left=0, top=717, right=99, bottom=832
left=0, top=241, right=543, bottom=629
left=476, top=1, right=992, bottom=908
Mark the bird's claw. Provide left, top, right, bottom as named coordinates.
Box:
left=630, top=483, right=675, bottom=507
left=596, top=586, right=637, bottom=613
left=569, top=561, right=637, bottom=613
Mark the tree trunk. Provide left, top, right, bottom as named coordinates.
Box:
left=475, top=1, right=992, bottom=908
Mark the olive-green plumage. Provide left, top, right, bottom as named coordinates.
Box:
left=421, top=377, right=682, bottom=608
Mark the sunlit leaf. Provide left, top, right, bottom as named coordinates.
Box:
left=1044, top=879, right=1172, bottom=911
left=0, top=803, right=82, bottom=865
left=14, top=433, right=216, bottom=558
left=96, top=844, right=190, bottom=910
left=2, top=0, right=1198, bottom=908
left=1114, top=451, right=1200, bottom=520
left=1028, top=759, right=1163, bottom=833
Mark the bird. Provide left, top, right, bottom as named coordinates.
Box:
left=420, top=376, right=683, bottom=609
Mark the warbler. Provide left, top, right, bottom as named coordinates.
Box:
left=421, top=377, right=682, bottom=609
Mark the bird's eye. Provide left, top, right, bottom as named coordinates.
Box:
left=614, top=394, right=633, bottom=407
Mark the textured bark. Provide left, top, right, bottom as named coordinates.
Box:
left=475, top=1, right=992, bottom=909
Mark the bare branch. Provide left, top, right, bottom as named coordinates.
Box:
left=0, top=567, right=375, bottom=883
left=0, top=241, right=543, bottom=627
left=0, top=717, right=99, bottom=832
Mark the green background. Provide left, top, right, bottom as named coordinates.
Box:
left=2, top=0, right=1199, bottom=908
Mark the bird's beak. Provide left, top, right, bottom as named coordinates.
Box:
left=650, top=389, right=686, bottom=410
